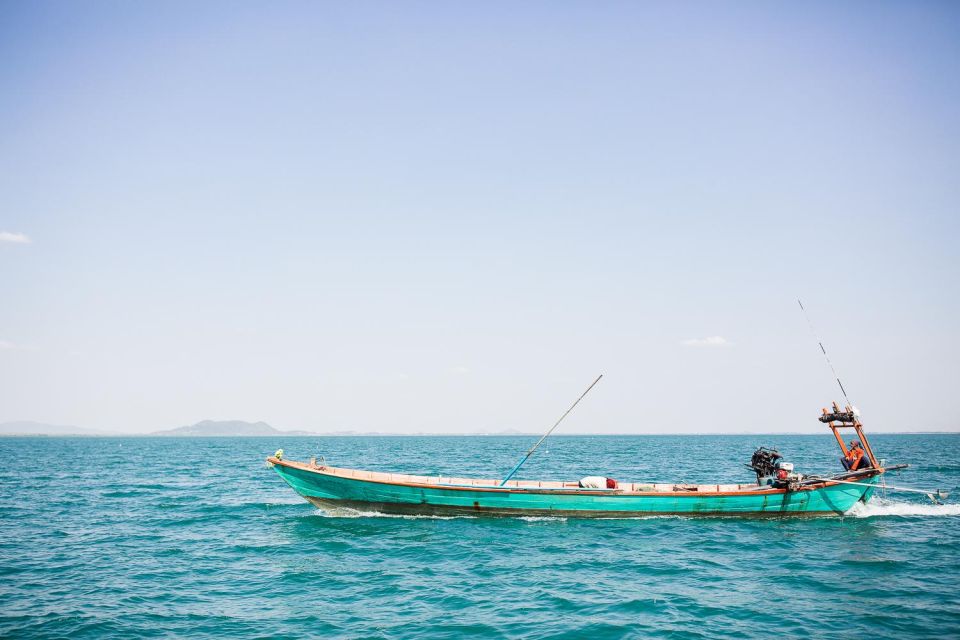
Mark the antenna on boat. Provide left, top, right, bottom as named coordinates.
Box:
left=499, top=374, right=603, bottom=487
left=798, top=299, right=854, bottom=410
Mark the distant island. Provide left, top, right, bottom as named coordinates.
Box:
left=0, top=421, right=112, bottom=436
left=0, top=419, right=321, bottom=437
left=0, top=419, right=540, bottom=437
left=150, top=420, right=321, bottom=437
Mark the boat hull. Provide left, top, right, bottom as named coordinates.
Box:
left=270, top=460, right=879, bottom=517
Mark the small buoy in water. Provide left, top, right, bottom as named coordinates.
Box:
left=274, top=449, right=284, bottom=460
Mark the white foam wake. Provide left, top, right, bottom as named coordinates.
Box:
left=312, top=507, right=474, bottom=520
left=848, top=497, right=960, bottom=518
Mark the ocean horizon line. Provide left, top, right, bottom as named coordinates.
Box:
left=2, top=430, right=957, bottom=438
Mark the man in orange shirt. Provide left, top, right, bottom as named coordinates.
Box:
left=841, top=441, right=865, bottom=471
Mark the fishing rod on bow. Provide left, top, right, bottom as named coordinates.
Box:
left=796, top=300, right=950, bottom=504
left=798, top=299, right=854, bottom=411
left=499, top=374, right=603, bottom=487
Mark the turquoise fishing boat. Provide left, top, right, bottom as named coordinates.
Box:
left=268, top=401, right=907, bottom=517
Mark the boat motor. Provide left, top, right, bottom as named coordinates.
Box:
left=749, top=448, right=804, bottom=489
left=773, top=460, right=805, bottom=490
left=749, top=447, right=782, bottom=483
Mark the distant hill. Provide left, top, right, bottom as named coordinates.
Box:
left=150, top=420, right=321, bottom=437
left=0, top=421, right=109, bottom=436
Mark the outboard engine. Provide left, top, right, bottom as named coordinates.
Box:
left=773, top=461, right=804, bottom=490
left=749, top=447, right=782, bottom=483
left=750, top=448, right=805, bottom=490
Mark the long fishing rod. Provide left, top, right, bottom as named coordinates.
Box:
left=798, top=299, right=854, bottom=410
left=499, top=374, right=603, bottom=487
left=794, top=305, right=947, bottom=502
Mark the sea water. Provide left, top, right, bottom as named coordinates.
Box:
left=1, top=434, right=958, bottom=639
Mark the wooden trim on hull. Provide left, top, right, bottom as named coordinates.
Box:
left=303, top=496, right=856, bottom=519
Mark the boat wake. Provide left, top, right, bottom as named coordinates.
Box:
left=311, top=509, right=571, bottom=522
left=312, top=507, right=476, bottom=520
left=848, top=497, right=960, bottom=518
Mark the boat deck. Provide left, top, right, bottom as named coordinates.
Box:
left=284, top=459, right=768, bottom=494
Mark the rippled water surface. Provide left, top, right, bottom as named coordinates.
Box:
left=1, top=434, right=958, bottom=638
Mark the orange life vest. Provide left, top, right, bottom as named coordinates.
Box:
left=847, top=447, right=864, bottom=470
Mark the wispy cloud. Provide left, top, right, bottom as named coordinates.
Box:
left=0, top=340, right=37, bottom=352
left=0, top=231, right=31, bottom=244
left=450, top=366, right=470, bottom=374
left=681, top=336, right=732, bottom=348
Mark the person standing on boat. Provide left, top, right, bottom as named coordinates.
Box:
left=841, top=441, right=865, bottom=471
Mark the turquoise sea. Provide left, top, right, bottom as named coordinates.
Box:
left=1, top=434, right=958, bottom=639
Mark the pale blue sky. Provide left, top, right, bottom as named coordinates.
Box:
left=1, top=1, right=958, bottom=433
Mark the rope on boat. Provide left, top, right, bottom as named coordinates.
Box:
left=499, top=374, right=603, bottom=487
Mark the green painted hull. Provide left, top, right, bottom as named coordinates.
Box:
left=271, top=462, right=879, bottom=517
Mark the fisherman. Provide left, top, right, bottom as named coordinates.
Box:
left=841, top=441, right=864, bottom=471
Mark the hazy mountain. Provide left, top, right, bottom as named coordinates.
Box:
left=150, top=420, right=322, bottom=436
left=0, top=421, right=109, bottom=436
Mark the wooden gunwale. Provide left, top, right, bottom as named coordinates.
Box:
left=300, top=496, right=859, bottom=519
left=268, top=457, right=882, bottom=498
